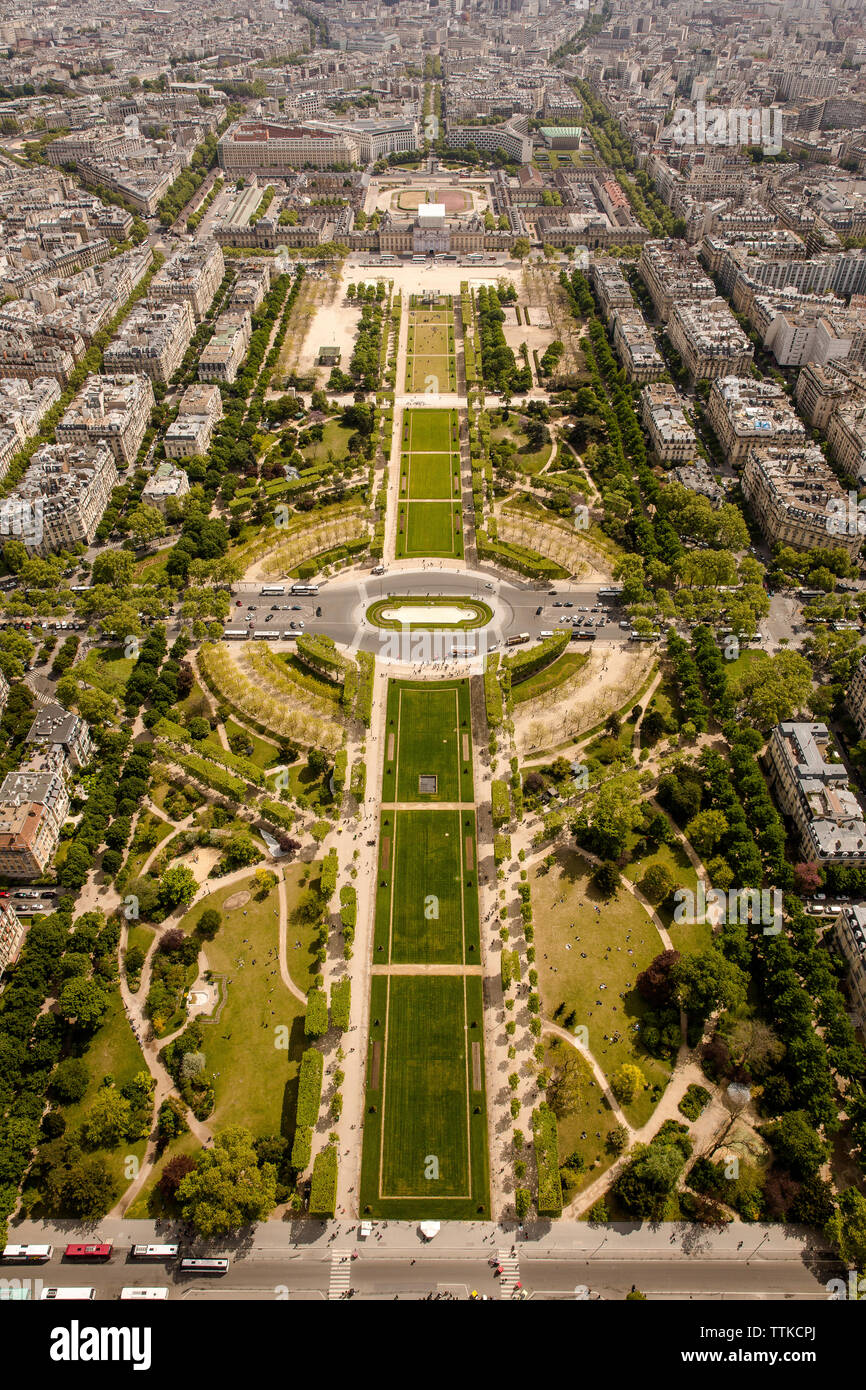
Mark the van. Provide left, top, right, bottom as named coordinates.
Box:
left=539, top=630, right=553, bottom=637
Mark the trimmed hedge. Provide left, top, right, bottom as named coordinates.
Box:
left=309, top=1142, right=338, bottom=1218
left=305, top=986, right=329, bottom=1038
left=491, top=778, right=511, bottom=827
left=290, top=1124, right=312, bottom=1171
left=174, top=752, right=245, bottom=801
left=320, top=848, right=338, bottom=902
left=261, top=799, right=294, bottom=829
left=532, top=1102, right=563, bottom=1217
left=504, top=631, right=569, bottom=686
left=330, top=977, right=351, bottom=1032
left=296, top=1047, right=324, bottom=1129
left=339, top=884, right=357, bottom=929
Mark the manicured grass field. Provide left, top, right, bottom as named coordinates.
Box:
left=403, top=451, right=458, bottom=499
left=406, top=353, right=456, bottom=393
left=405, top=408, right=458, bottom=453
left=512, top=651, right=588, bottom=704
left=360, top=974, right=489, bottom=1216
left=374, top=808, right=481, bottom=964
left=385, top=679, right=474, bottom=804
left=410, top=324, right=450, bottom=356
left=398, top=501, right=463, bottom=558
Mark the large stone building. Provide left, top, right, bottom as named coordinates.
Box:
left=832, top=905, right=866, bottom=1032
left=0, top=441, right=119, bottom=555
left=164, top=382, right=222, bottom=460
left=741, top=443, right=861, bottom=559
left=0, top=900, right=25, bottom=979
left=55, top=373, right=154, bottom=467
left=198, top=310, right=251, bottom=385
left=705, top=376, right=806, bottom=467
left=149, top=241, right=225, bottom=323
left=0, top=750, right=71, bottom=878
left=827, top=403, right=866, bottom=487
left=639, top=383, right=696, bottom=462
left=103, top=299, right=195, bottom=384
left=638, top=239, right=716, bottom=322
left=766, top=721, right=866, bottom=865
left=142, top=461, right=190, bottom=513
left=667, top=298, right=754, bottom=382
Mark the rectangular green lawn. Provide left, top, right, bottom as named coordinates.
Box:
left=385, top=680, right=473, bottom=803
left=407, top=354, right=454, bottom=393
left=405, top=452, right=458, bottom=499
left=410, top=324, right=450, bottom=356
left=374, top=808, right=480, bottom=964
left=405, top=408, right=457, bottom=453
left=401, top=500, right=462, bottom=558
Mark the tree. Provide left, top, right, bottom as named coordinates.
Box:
left=81, top=1087, right=134, bottom=1149
left=159, top=1153, right=197, bottom=1200
left=156, top=863, right=198, bottom=913
left=672, top=948, right=748, bottom=1022
left=639, top=863, right=674, bottom=904
left=684, top=809, right=729, bottom=858
left=592, top=859, right=620, bottom=897
left=547, top=1056, right=585, bottom=1118
left=196, top=907, right=222, bottom=940
left=825, top=1187, right=866, bottom=1269
left=58, top=978, right=110, bottom=1030
left=220, top=827, right=261, bottom=871
left=793, top=862, right=822, bottom=896
left=156, top=1097, right=189, bottom=1146
left=51, top=1056, right=90, bottom=1103
left=176, top=1126, right=277, bottom=1236
left=60, top=1155, right=119, bottom=1217
left=636, top=950, right=681, bottom=1005
left=512, top=237, right=531, bottom=260
left=615, top=1132, right=688, bottom=1220
left=610, top=1063, right=645, bottom=1104
left=254, top=867, right=277, bottom=897
left=760, top=1111, right=828, bottom=1180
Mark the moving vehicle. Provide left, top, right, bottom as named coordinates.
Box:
left=179, top=1257, right=229, bottom=1274
left=371, top=565, right=386, bottom=576
left=290, top=584, right=319, bottom=596
left=539, top=630, right=553, bottom=637
left=130, top=1245, right=178, bottom=1260
left=535, top=606, right=543, bottom=615
left=572, top=631, right=596, bottom=641
left=260, top=585, right=286, bottom=596
left=120, top=1288, right=169, bottom=1300
left=2, top=1244, right=52, bottom=1262
left=64, top=1243, right=112, bottom=1261
left=506, top=632, right=530, bottom=646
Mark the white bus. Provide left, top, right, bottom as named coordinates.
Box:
left=506, top=632, right=530, bottom=646
left=41, top=1287, right=96, bottom=1300
left=130, top=1245, right=178, bottom=1260
left=281, top=631, right=298, bottom=641
left=179, top=1257, right=229, bottom=1274
left=260, top=585, right=286, bottom=596
left=2, top=1244, right=52, bottom=1262
left=120, top=1287, right=169, bottom=1300
left=253, top=630, right=281, bottom=640
left=224, top=630, right=250, bottom=640
left=290, top=583, right=319, bottom=596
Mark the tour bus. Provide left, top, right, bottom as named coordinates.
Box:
left=260, top=585, right=286, bottom=596
left=179, top=1257, right=229, bottom=1274
left=41, top=1288, right=96, bottom=1300
left=130, top=1245, right=178, bottom=1260
left=2, top=1244, right=52, bottom=1262
left=290, top=583, right=319, bottom=596
left=224, top=630, right=249, bottom=640
left=64, top=1243, right=112, bottom=1261
left=573, top=630, right=597, bottom=641
left=506, top=632, right=530, bottom=646
left=282, top=631, right=298, bottom=641
left=120, top=1288, right=170, bottom=1300
left=539, top=630, right=554, bottom=638
left=253, top=630, right=281, bottom=640
left=597, top=586, right=623, bottom=600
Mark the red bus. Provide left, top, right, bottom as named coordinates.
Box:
left=64, top=1243, right=113, bottom=1261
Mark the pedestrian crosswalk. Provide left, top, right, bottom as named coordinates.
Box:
left=497, top=1249, right=521, bottom=1300
left=328, top=1250, right=352, bottom=1300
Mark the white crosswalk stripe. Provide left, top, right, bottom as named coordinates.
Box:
left=497, top=1248, right=521, bottom=1300
left=328, top=1251, right=352, bottom=1300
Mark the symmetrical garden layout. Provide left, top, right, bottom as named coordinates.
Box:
left=360, top=679, right=490, bottom=1218
left=397, top=407, right=464, bottom=560
left=404, top=293, right=457, bottom=393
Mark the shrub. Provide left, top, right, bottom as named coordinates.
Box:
left=296, top=1047, right=324, bottom=1129
left=305, top=986, right=329, bottom=1038
left=330, top=978, right=351, bottom=1031
left=532, top=1103, right=563, bottom=1217
left=309, top=1142, right=338, bottom=1218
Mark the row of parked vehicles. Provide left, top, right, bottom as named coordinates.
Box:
left=1, top=1243, right=230, bottom=1299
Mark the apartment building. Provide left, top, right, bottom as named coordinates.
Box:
left=766, top=721, right=866, bottom=865
left=706, top=376, right=806, bottom=466
left=142, top=461, right=190, bottom=513
left=794, top=361, right=866, bottom=431
left=832, top=905, right=866, bottom=1032
left=762, top=305, right=866, bottom=370
left=847, top=651, right=866, bottom=740
left=445, top=120, right=532, bottom=164
left=0, top=376, right=63, bottom=480
left=0, top=750, right=71, bottom=879
left=149, top=241, right=225, bottom=323
left=638, top=239, right=715, bottom=322
left=103, top=299, right=195, bottom=385
left=742, top=443, right=861, bottom=559
left=197, top=309, right=251, bottom=385
left=55, top=372, right=154, bottom=467
left=639, top=382, right=696, bottom=462
left=667, top=298, right=754, bottom=382
left=0, top=900, right=25, bottom=979
left=26, top=702, right=93, bottom=771
left=590, top=257, right=633, bottom=319
left=0, top=442, right=119, bottom=555
left=827, top=403, right=866, bottom=487
left=164, top=382, right=222, bottom=460
left=610, top=307, right=665, bottom=382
